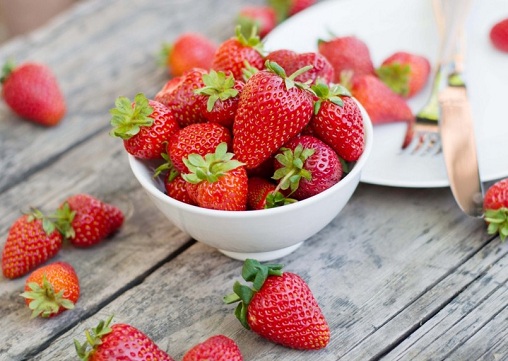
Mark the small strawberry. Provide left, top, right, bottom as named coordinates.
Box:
left=109, top=93, right=179, bottom=159
left=74, top=315, right=175, bottom=361
left=376, top=51, right=431, bottom=98
left=311, top=82, right=365, bottom=162
left=182, top=143, right=248, bottom=211
left=154, top=152, right=197, bottom=205
left=155, top=68, right=207, bottom=128
left=2, top=210, right=63, bottom=279
left=350, top=74, right=414, bottom=147
left=183, top=335, right=243, bottom=361
left=490, top=18, right=508, bottom=53
left=266, top=49, right=334, bottom=85
left=211, top=26, right=265, bottom=80
left=483, top=178, right=508, bottom=241
left=273, top=135, right=342, bottom=200
left=318, top=36, right=375, bottom=84
left=268, top=0, right=317, bottom=22
left=194, top=70, right=245, bottom=128
left=54, top=193, right=124, bottom=248
left=224, top=259, right=330, bottom=350
left=233, top=61, right=314, bottom=169
left=160, top=32, right=217, bottom=77
left=1, top=60, right=66, bottom=126
left=168, top=122, right=232, bottom=173
left=20, top=261, right=79, bottom=318
left=237, top=5, right=277, bottom=39
left=247, top=176, right=293, bottom=210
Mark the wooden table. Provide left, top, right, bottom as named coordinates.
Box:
left=0, top=0, right=506, bottom=360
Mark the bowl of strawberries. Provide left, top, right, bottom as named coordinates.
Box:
left=119, top=31, right=373, bottom=261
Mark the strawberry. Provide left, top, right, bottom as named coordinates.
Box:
left=20, top=261, right=79, bottom=318
left=75, top=315, right=175, bottom=361
left=274, top=135, right=342, bottom=200
left=211, top=26, right=265, bottom=80
left=155, top=68, right=207, bottom=128
left=490, top=18, right=508, bottom=52
left=224, top=259, right=330, bottom=350
left=310, top=82, right=365, bottom=162
left=182, top=143, right=248, bottom=211
left=247, top=176, right=293, bottom=210
left=160, top=32, right=217, bottom=77
left=1, top=60, right=66, bottom=126
left=109, top=93, right=179, bottom=159
left=350, top=74, right=414, bottom=148
left=168, top=122, right=232, bottom=173
left=268, top=0, right=317, bottom=21
left=237, top=5, right=277, bottom=39
left=54, top=194, right=124, bottom=248
left=154, top=152, right=197, bottom=205
left=2, top=210, right=63, bottom=279
left=194, top=70, right=245, bottom=129
left=376, top=51, right=431, bottom=98
left=233, top=61, right=314, bottom=169
left=265, top=49, right=334, bottom=85
left=317, top=36, right=375, bottom=84
left=183, top=335, right=243, bottom=361
left=483, top=178, right=508, bottom=241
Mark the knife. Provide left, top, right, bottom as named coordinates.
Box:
left=438, top=0, right=483, bottom=217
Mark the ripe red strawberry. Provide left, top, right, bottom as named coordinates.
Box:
left=268, top=0, right=317, bottom=21
left=155, top=68, right=207, bottom=128
left=183, top=335, right=243, bottom=361
left=310, top=83, right=365, bottom=162
left=55, top=194, right=124, bottom=248
left=20, top=261, right=79, bottom=318
left=274, top=135, right=342, bottom=200
left=154, top=152, right=197, bottom=205
left=318, top=36, right=375, bottom=84
left=483, top=178, right=508, bottom=241
left=237, top=5, right=277, bottom=39
left=75, top=315, right=175, bottom=361
left=182, top=143, right=248, bottom=211
left=2, top=210, right=63, bottom=279
left=350, top=74, right=414, bottom=147
left=1, top=60, right=66, bottom=126
left=194, top=70, right=245, bottom=129
left=376, top=51, right=431, bottom=98
left=224, top=259, right=330, bottom=350
left=490, top=18, right=508, bottom=52
left=110, top=93, right=179, bottom=159
left=247, top=177, right=293, bottom=210
left=168, top=122, right=232, bottom=173
left=266, top=49, right=334, bottom=85
left=211, top=26, right=266, bottom=80
left=160, top=32, right=217, bottom=77
left=233, top=61, right=314, bottom=169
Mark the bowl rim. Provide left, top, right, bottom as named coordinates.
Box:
left=128, top=102, right=374, bottom=219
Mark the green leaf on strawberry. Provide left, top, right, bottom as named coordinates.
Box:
left=194, top=70, right=239, bottom=112
left=484, top=208, right=508, bottom=241
left=312, top=82, right=351, bottom=114
left=109, top=93, right=154, bottom=140
left=273, top=144, right=315, bottom=194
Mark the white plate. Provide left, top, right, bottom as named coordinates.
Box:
left=264, top=0, right=508, bottom=188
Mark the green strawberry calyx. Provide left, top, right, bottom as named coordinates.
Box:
left=0, top=58, right=16, bottom=84
left=265, top=60, right=312, bottom=91
left=223, top=259, right=283, bottom=329
left=312, top=82, right=351, bottom=114
left=50, top=202, right=77, bottom=240
left=235, top=25, right=264, bottom=56
left=273, top=143, right=315, bottom=195
left=182, top=142, right=244, bottom=184
left=20, top=274, right=75, bottom=318
left=25, top=207, right=60, bottom=236
left=74, top=315, right=115, bottom=361
left=375, top=62, right=411, bottom=97
left=194, top=70, right=240, bottom=112
left=484, top=207, right=508, bottom=241
left=109, top=93, right=154, bottom=140
left=153, top=148, right=180, bottom=182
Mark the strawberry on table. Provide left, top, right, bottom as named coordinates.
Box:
left=2, top=209, right=63, bottom=279
left=20, top=261, right=79, bottom=318
left=1, top=60, right=66, bottom=126
left=74, top=315, right=175, bottom=361
left=483, top=178, right=508, bottom=241
left=376, top=51, right=431, bottom=98
left=224, top=259, right=330, bottom=350
left=160, top=32, right=217, bottom=77
left=109, top=93, right=179, bottom=159
left=233, top=60, right=314, bottom=169
left=182, top=142, right=248, bottom=211
left=183, top=335, right=243, bottom=361
left=490, top=18, right=508, bottom=53
left=237, top=5, right=277, bottom=39
left=310, top=82, right=365, bottom=162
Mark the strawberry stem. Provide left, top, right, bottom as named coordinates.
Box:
left=484, top=208, right=508, bottom=241
left=20, top=275, right=75, bottom=318
left=109, top=93, right=154, bottom=140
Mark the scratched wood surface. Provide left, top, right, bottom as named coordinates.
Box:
left=0, top=0, right=507, bottom=360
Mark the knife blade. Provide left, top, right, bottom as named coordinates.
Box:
left=438, top=1, right=484, bottom=217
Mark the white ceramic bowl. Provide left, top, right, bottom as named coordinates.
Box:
left=128, top=103, right=373, bottom=261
